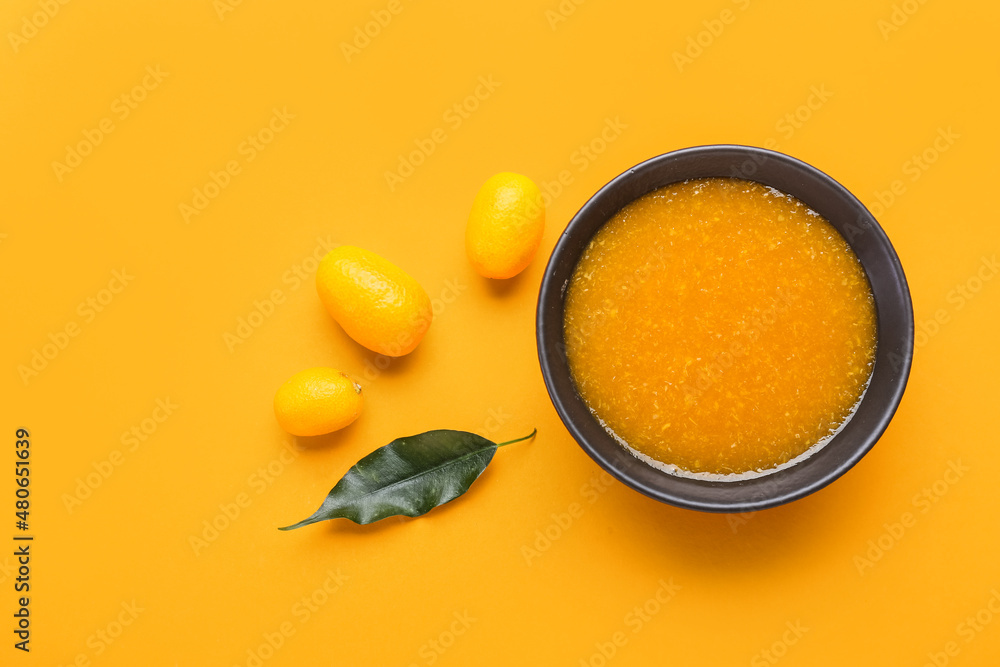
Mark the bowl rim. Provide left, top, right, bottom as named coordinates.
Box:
left=536, top=144, right=915, bottom=513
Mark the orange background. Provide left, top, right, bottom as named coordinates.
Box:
left=3, top=1, right=999, bottom=665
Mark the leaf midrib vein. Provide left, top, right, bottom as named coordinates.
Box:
left=341, top=445, right=493, bottom=507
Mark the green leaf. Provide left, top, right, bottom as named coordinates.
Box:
left=280, top=428, right=536, bottom=529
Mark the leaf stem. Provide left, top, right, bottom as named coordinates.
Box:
left=496, top=428, right=537, bottom=448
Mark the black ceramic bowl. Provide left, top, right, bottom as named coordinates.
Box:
left=536, top=145, right=914, bottom=513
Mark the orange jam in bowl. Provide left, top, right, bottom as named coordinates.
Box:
left=563, top=178, right=877, bottom=478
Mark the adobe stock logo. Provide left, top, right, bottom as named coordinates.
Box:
left=232, top=569, right=349, bottom=667
left=404, top=611, right=477, bottom=667
left=7, top=0, right=72, bottom=54
left=672, top=0, right=753, bottom=72
left=51, top=66, right=169, bottom=182
left=579, top=578, right=681, bottom=666
left=867, top=127, right=959, bottom=219
left=18, top=268, right=134, bottom=385
left=340, top=0, right=413, bottom=63
left=179, top=107, right=295, bottom=223
left=853, top=460, right=969, bottom=575
left=921, top=589, right=1000, bottom=667
left=544, top=0, right=587, bottom=30
left=750, top=621, right=809, bottom=666
left=56, top=600, right=145, bottom=666
left=189, top=441, right=302, bottom=556
left=521, top=471, right=615, bottom=566
left=384, top=76, right=501, bottom=192
left=877, top=0, right=931, bottom=40
left=223, top=236, right=337, bottom=353
left=62, top=398, right=179, bottom=514
left=214, top=0, right=245, bottom=21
